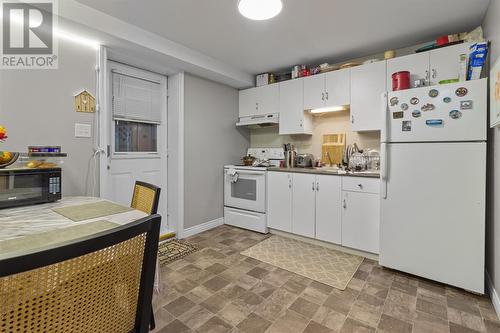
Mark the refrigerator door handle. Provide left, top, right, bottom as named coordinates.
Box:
left=381, top=92, right=389, bottom=142
left=381, top=143, right=388, bottom=199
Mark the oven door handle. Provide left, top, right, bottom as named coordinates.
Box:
left=225, top=169, right=265, bottom=176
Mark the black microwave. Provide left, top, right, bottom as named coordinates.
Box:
left=0, top=168, right=62, bottom=209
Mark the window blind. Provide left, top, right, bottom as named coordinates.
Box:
left=112, top=71, right=162, bottom=123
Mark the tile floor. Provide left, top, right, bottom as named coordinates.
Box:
left=151, top=225, right=500, bottom=333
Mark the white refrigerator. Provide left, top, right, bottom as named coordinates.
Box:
left=379, top=79, right=487, bottom=293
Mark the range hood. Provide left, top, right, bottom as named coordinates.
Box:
left=236, top=113, right=279, bottom=128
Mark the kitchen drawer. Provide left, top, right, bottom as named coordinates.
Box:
left=342, top=177, right=380, bottom=194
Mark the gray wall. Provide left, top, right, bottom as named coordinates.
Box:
left=0, top=39, right=98, bottom=196
left=483, top=1, right=500, bottom=303
left=183, top=74, right=250, bottom=229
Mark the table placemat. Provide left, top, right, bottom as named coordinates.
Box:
left=53, top=201, right=133, bottom=222
left=0, top=220, right=119, bottom=259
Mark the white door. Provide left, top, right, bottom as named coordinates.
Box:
left=325, top=68, right=350, bottom=107
left=239, top=88, right=258, bottom=117
left=380, top=142, right=485, bottom=293
left=256, top=84, right=280, bottom=115
left=224, top=169, right=266, bottom=213
left=429, top=43, right=471, bottom=85
left=315, top=175, right=342, bottom=244
left=341, top=191, right=379, bottom=253
left=303, top=74, right=326, bottom=110
left=267, top=172, right=292, bottom=232
left=101, top=62, right=168, bottom=231
left=386, top=52, right=430, bottom=89
left=279, top=79, right=311, bottom=135
left=292, top=173, right=316, bottom=238
left=350, top=61, right=387, bottom=131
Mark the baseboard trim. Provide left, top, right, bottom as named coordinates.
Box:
left=179, top=217, right=224, bottom=239
left=486, top=271, right=500, bottom=319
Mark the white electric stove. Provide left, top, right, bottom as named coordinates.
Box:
left=223, top=148, right=284, bottom=233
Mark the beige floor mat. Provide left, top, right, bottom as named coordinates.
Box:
left=241, top=235, right=364, bottom=290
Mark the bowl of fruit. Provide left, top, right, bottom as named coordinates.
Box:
left=0, top=151, right=19, bottom=168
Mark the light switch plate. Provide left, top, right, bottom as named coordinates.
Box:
left=75, top=123, right=92, bottom=138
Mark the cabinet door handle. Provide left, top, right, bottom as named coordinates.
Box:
left=357, top=183, right=363, bottom=189
left=312, top=181, right=315, bottom=191
left=321, top=92, right=325, bottom=101
left=316, top=182, right=319, bottom=191
left=325, top=92, right=329, bottom=100
left=343, top=199, right=347, bottom=209
left=351, top=115, right=355, bottom=124
left=432, top=69, right=437, bottom=79
left=288, top=178, right=292, bottom=188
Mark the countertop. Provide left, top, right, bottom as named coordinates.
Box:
left=267, top=167, right=380, bottom=178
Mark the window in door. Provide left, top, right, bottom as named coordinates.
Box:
left=115, top=120, right=157, bottom=153
left=112, top=71, right=162, bottom=155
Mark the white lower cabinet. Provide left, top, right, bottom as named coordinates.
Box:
left=292, top=173, right=316, bottom=238
left=341, top=177, right=380, bottom=254
left=267, top=172, right=379, bottom=253
left=315, top=175, right=342, bottom=244
left=267, top=172, right=293, bottom=232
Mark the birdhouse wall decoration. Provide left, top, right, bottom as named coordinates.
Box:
left=74, top=90, right=96, bottom=113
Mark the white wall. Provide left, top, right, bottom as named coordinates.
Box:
left=483, top=0, right=500, bottom=313
left=183, top=74, right=250, bottom=229
left=0, top=39, right=98, bottom=196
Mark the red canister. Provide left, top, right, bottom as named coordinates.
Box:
left=436, top=35, right=449, bottom=46
left=392, top=71, right=410, bottom=91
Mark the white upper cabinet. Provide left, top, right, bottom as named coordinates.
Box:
left=303, top=74, right=326, bottom=110
left=386, top=53, right=430, bottom=90
left=350, top=61, right=387, bottom=132
left=325, top=68, right=351, bottom=107
left=429, top=42, right=471, bottom=85
left=238, top=84, right=279, bottom=118
left=386, top=43, right=472, bottom=90
left=303, top=68, right=350, bottom=110
left=238, top=88, right=257, bottom=117
left=257, top=84, right=280, bottom=115
left=279, top=79, right=312, bottom=135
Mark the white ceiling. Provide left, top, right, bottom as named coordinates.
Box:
left=74, top=0, right=490, bottom=75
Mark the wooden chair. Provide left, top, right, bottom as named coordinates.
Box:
left=131, top=181, right=161, bottom=215
left=0, top=214, right=161, bottom=333
left=131, top=180, right=161, bottom=330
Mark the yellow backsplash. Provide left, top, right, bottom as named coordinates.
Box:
left=249, top=111, right=381, bottom=159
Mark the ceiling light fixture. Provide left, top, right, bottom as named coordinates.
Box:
left=238, top=0, right=283, bottom=21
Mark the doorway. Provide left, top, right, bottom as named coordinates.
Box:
left=99, top=60, right=168, bottom=234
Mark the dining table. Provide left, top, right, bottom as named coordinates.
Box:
left=0, top=196, right=160, bottom=291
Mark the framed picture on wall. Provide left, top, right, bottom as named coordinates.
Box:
left=490, top=56, right=500, bottom=128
